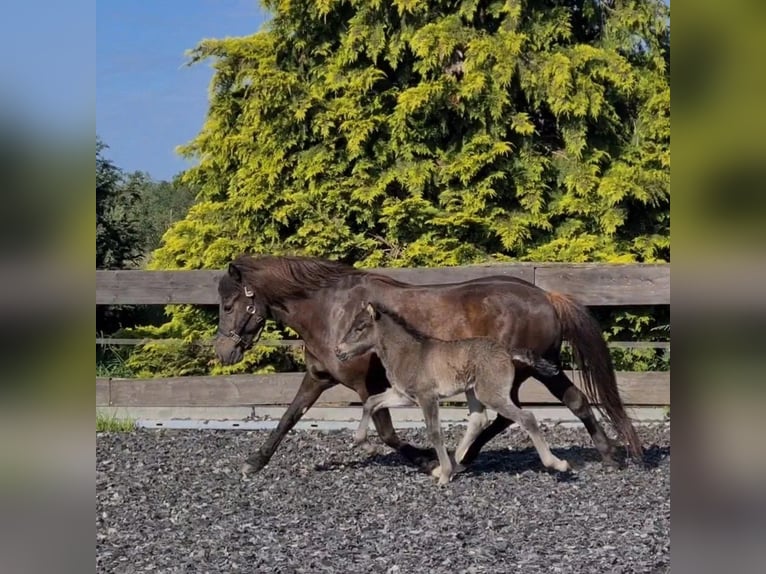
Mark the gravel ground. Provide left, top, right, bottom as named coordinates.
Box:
left=97, top=423, right=670, bottom=573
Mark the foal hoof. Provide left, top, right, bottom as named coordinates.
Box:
left=353, top=438, right=377, bottom=455
left=431, top=466, right=453, bottom=485
left=241, top=462, right=257, bottom=478
left=601, top=457, right=623, bottom=471
left=421, top=458, right=441, bottom=475
left=554, top=459, right=572, bottom=473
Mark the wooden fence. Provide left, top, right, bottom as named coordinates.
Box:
left=96, top=263, right=670, bottom=409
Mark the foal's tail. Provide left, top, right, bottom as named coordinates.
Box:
left=547, top=292, right=644, bottom=461
left=510, top=349, right=560, bottom=378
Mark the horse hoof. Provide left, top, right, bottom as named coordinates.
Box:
left=431, top=465, right=442, bottom=479
left=241, top=453, right=268, bottom=477
left=555, top=459, right=572, bottom=473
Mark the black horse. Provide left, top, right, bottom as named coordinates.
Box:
left=214, top=254, right=642, bottom=475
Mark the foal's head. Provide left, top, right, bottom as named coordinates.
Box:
left=334, top=303, right=380, bottom=362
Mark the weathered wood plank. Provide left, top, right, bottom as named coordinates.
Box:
left=96, top=337, right=305, bottom=348
left=102, top=371, right=669, bottom=407
left=517, top=371, right=670, bottom=405
left=534, top=264, right=670, bottom=306
left=96, top=270, right=220, bottom=305
left=95, top=265, right=536, bottom=305
left=97, top=263, right=669, bottom=306
left=96, top=378, right=111, bottom=406
left=108, top=373, right=355, bottom=407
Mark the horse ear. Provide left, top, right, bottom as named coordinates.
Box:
left=228, top=263, right=242, bottom=282
left=365, top=303, right=376, bottom=319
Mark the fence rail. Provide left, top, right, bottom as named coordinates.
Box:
left=96, top=337, right=670, bottom=350
left=96, top=263, right=670, bottom=409
left=96, top=371, right=669, bottom=408
left=96, top=262, right=670, bottom=306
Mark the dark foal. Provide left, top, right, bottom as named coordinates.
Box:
left=336, top=303, right=571, bottom=485
left=214, top=255, right=642, bottom=476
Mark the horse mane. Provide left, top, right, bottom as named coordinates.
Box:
left=232, top=254, right=385, bottom=305
left=371, top=302, right=431, bottom=342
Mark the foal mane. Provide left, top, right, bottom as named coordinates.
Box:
left=371, top=302, right=431, bottom=342
left=232, top=254, right=371, bottom=304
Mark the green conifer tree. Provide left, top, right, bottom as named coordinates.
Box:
left=128, top=0, right=670, bottom=376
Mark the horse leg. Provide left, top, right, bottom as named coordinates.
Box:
left=420, top=395, right=453, bottom=486
left=456, top=373, right=530, bottom=467
left=538, top=370, right=619, bottom=466
left=241, top=372, right=335, bottom=476
left=454, top=389, right=489, bottom=467
left=354, top=388, right=414, bottom=452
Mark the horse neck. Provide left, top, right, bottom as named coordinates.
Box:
left=267, top=296, right=325, bottom=348
left=265, top=276, right=364, bottom=349
left=374, top=313, right=424, bottom=377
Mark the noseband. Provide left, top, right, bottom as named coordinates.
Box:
left=220, top=285, right=262, bottom=349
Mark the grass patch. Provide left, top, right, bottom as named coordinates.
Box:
left=97, top=411, right=136, bottom=432
left=97, top=359, right=135, bottom=378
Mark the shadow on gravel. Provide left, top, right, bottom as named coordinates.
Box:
left=314, top=443, right=670, bottom=476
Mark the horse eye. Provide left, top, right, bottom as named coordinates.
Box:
left=223, top=304, right=233, bottom=313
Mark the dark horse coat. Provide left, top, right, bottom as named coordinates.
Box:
left=214, top=255, right=642, bottom=474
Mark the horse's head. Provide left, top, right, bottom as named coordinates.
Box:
left=214, top=262, right=268, bottom=365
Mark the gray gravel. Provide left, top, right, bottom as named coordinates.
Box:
left=97, top=423, right=670, bottom=573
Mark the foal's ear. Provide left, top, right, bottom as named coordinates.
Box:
left=365, top=303, right=378, bottom=319
left=228, top=263, right=242, bottom=283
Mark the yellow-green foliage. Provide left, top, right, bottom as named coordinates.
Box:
left=130, top=0, right=670, bottom=376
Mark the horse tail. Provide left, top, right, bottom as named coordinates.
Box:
left=546, top=292, right=644, bottom=461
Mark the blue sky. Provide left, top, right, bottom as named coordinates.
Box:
left=1, top=2, right=93, bottom=135
left=97, top=1, right=268, bottom=180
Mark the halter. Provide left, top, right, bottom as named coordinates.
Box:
left=219, top=285, right=262, bottom=349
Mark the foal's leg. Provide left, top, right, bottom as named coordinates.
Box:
left=456, top=372, right=530, bottom=466
left=454, top=389, right=489, bottom=467
left=420, top=395, right=453, bottom=486
left=371, top=409, right=441, bottom=473
left=355, top=389, right=414, bottom=451
left=538, top=370, right=619, bottom=466
left=363, top=362, right=440, bottom=472
left=477, top=381, right=570, bottom=472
